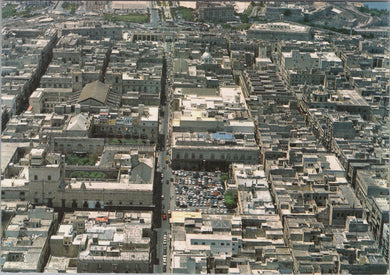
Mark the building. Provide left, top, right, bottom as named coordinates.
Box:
left=47, top=211, right=153, bottom=273
left=264, top=6, right=303, bottom=21
left=77, top=80, right=110, bottom=106
left=1, top=206, right=58, bottom=272
left=197, top=3, right=235, bottom=23
left=170, top=85, right=259, bottom=171
left=91, top=105, right=159, bottom=143
left=354, top=27, right=389, bottom=38
left=25, top=145, right=155, bottom=209
left=247, top=22, right=312, bottom=41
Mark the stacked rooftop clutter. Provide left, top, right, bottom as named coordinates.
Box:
left=1, top=1, right=388, bottom=274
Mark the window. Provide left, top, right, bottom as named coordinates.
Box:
left=211, top=242, right=215, bottom=245
left=48, top=175, right=51, bottom=181
left=34, top=175, right=38, bottom=180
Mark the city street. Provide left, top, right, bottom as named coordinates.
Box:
left=154, top=39, right=173, bottom=273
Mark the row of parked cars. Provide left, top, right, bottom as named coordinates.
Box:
left=162, top=233, right=168, bottom=272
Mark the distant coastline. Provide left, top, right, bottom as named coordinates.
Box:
left=364, top=2, right=390, bottom=10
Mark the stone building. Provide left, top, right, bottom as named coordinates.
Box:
left=47, top=211, right=153, bottom=273
left=1, top=206, right=58, bottom=272
left=197, top=3, right=235, bottom=23
left=247, top=22, right=312, bottom=41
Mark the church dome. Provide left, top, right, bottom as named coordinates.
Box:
left=201, top=47, right=212, bottom=63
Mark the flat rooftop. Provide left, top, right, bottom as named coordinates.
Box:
left=249, top=22, right=310, bottom=33
left=1, top=143, right=30, bottom=174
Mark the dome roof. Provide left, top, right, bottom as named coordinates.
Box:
left=201, top=47, right=212, bottom=63
left=201, top=51, right=211, bottom=60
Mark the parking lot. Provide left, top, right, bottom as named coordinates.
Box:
left=172, top=170, right=231, bottom=214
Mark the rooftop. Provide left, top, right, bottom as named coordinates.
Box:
left=77, top=80, right=109, bottom=105
left=249, top=22, right=310, bottom=33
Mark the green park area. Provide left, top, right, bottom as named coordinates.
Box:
left=65, top=154, right=97, bottom=166
left=69, top=171, right=107, bottom=179
left=358, top=5, right=389, bottom=17
left=2, top=3, right=44, bottom=18
left=171, top=7, right=194, bottom=21
left=2, top=4, right=18, bottom=18
left=62, top=2, right=80, bottom=14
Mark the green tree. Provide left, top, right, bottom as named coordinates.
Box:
left=239, top=14, right=249, bottom=24
left=224, top=190, right=238, bottom=209
left=2, top=4, right=17, bottom=18
left=220, top=173, right=229, bottom=181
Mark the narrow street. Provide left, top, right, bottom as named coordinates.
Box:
left=154, top=39, right=173, bottom=273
